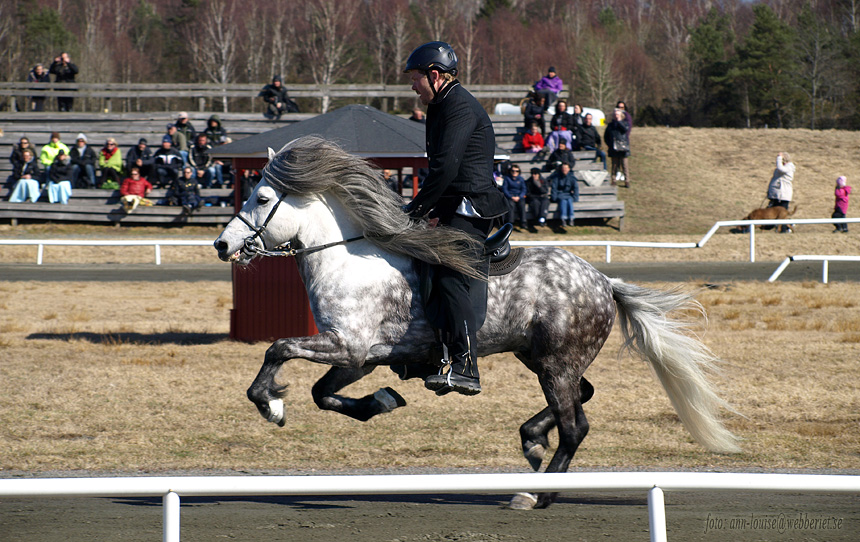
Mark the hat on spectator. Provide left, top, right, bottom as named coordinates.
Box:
left=177, top=111, right=188, bottom=119
left=531, top=168, right=541, bottom=174
left=138, top=138, right=148, bottom=145
left=166, top=123, right=176, bottom=130
left=548, top=66, right=556, bottom=72
left=76, top=133, right=87, bottom=142
left=51, top=131, right=60, bottom=139
left=837, top=176, right=847, bottom=187
left=162, top=135, right=173, bottom=144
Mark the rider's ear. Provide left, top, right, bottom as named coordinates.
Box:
left=267, top=147, right=276, bottom=162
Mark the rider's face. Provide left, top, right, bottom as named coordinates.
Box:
left=409, top=70, right=436, bottom=105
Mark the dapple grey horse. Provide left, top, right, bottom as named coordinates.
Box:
left=214, top=137, right=740, bottom=509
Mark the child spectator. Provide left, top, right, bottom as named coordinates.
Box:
left=522, top=123, right=544, bottom=153
left=833, top=176, right=851, bottom=233
left=120, top=167, right=153, bottom=213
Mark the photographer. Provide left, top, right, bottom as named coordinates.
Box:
left=49, top=52, right=78, bottom=112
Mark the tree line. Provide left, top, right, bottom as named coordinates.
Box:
left=2, top=0, right=860, bottom=129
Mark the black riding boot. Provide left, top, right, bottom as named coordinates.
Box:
left=425, top=335, right=481, bottom=396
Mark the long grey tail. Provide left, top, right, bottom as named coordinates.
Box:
left=610, top=279, right=741, bottom=453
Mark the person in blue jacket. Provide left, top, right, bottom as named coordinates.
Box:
left=503, top=165, right=528, bottom=230
left=549, top=161, right=580, bottom=227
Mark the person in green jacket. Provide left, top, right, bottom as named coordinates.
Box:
left=98, top=137, right=124, bottom=188
left=39, top=131, right=70, bottom=182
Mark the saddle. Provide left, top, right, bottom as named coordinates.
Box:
left=485, top=223, right=524, bottom=276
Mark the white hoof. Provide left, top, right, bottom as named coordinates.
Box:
left=267, top=399, right=285, bottom=425
left=509, top=492, right=538, bottom=510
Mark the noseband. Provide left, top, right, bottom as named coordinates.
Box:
left=235, top=191, right=365, bottom=259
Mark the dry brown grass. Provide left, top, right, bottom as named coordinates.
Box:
left=1, top=279, right=858, bottom=474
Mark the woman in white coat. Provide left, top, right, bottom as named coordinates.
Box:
left=766, top=152, right=795, bottom=233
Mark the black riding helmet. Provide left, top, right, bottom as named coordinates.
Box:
left=404, top=41, right=458, bottom=101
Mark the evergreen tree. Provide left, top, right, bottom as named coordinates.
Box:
left=685, top=8, right=738, bottom=126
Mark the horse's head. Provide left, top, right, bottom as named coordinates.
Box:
left=214, top=149, right=302, bottom=265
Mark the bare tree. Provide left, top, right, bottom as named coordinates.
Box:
left=576, top=38, right=620, bottom=113
left=187, top=0, right=242, bottom=112
left=270, top=6, right=296, bottom=83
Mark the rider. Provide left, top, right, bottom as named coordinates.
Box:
left=402, top=41, right=509, bottom=396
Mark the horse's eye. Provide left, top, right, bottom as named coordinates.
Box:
left=257, top=195, right=270, bottom=205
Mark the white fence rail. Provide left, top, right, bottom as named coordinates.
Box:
left=768, top=255, right=860, bottom=283
left=1, top=217, right=859, bottom=265
left=1, top=472, right=858, bottom=542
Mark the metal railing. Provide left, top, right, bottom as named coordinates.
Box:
left=768, top=255, right=860, bottom=283
left=0, top=472, right=857, bottom=542
left=0, top=239, right=210, bottom=265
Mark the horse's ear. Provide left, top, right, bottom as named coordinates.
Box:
left=267, top=147, right=276, bottom=162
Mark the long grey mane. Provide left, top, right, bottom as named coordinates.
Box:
left=263, top=135, right=486, bottom=279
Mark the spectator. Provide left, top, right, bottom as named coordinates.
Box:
left=522, top=123, right=545, bottom=153
left=527, top=167, right=550, bottom=227
left=381, top=169, right=399, bottom=192
left=26, top=63, right=50, bottom=112
left=98, top=138, right=124, bottom=188
left=48, top=52, right=78, bottom=112
left=39, top=132, right=70, bottom=181
left=174, top=112, right=196, bottom=145
left=766, top=152, right=795, bottom=233
left=125, top=138, right=154, bottom=180
left=616, top=100, right=633, bottom=135
left=549, top=161, right=579, bottom=227
left=239, top=169, right=262, bottom=203
left=47, top=151, right=73, bottom=204
left=503, top=165, right=528, bottom=230
left=188, top=133, right=224, bottom=188
left=546, top=140, right=575, bottom=172
left=545, top=128, right=574, bottom=154
left=168, top=166, right=202, bottom=213
left=534, top=67, right=563, bottom=111
left=203, top=115, right=230, bottom=145
left=7, top=149, right=42, bottom=202
left=259, top=75, right=297, bottom=119
left=153, top=135, right=184, bottom=188
left=408, top=108, right=426, bottom=123
left=605, top=108, right=631, bottom=187
left=832, top=176, right=851, bottom=233
left=70, top=133, right=97, bottom=188
left=119, top=166, right=153, bottom=213
left=576, top=113, right=606, bottom=169
left=9, top=137, right=37, bottom=173
left=550, top=100, right=575, bottom=132
left=523, top=95, right=546, bottom=135
left=571, top=104, right=584, bottom=128
left=166, top=123, right=188, bottom=163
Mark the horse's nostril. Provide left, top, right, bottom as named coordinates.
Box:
left=214, top=240, right=228, bottom=251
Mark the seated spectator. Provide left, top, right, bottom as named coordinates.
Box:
left=571, top=104, right=585, bottom=128
left=534, top=67, right=563, bottom=111
left=8, top=149, right=42, bottom=202
left=523, top=95, right=546, bottom=135
left=125, top=138, right=154, bottom=180
left=259, top=75, right=298, bottom=119
left=546, top=140, right=575, bottom=172
left=189, top=133, right=224, bottom=188
left=545, top=129, right=573, bottom=154
left=153, top=135, right=184, bottom=188
left=39, top=132, right=70, bottom=181
left=47, top=151, right=73, bottom=204
left=503, top=165, right=528, bottom=230
left=408, top=108, right=425, bottom=123
left=70, top=133, right=97, bottom=188
left=549, top=161, right=579, bottom=227
left=550, top=100, right=575, bottom=132
left=168, top=166, right=203, bottom=213
left=381, top=169, right=399, bottom=192
left=166, top=123, right=188, bottom=164
left=576, top=113, right=606, bottom=169
left=175, top=112, right=196, bottom=145
left=27, top=63, right=50, bottom=112
left=204, top=115, right=230, bottom=145
left=521, top=123, right=545, bottom=153
left=7, top=137, right=37, bottom=188
left=119, top=167, right=153, bottom=213
left=526, top=167, right=550, bottom=227
left=98, top=138, right=124, bottom=188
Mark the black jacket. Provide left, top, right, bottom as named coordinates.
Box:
left=50, top=156, right=73, bottom=183
left=125, top=146, right=154, bottom=171
left=406, top=81, right=507, bottom=220
left=576, top=124, right=602, bottom=149
left=550, top=111, right=575, bottom=132
left=70, top=145, right=97, bottom=168
left=48, top=60, right=78, bottom=83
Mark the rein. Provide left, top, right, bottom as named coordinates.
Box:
left=236, top=191, right=365, bottom=259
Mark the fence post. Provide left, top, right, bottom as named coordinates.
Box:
left=648, top=486, right=668, bottom=542
left=155, top=245, right=161, bottom=265
left=822, top=260, right=829, bottom=284
left=163, top=490, right=180, bottom=542
left=605, top=245, right=611, bottom=263
left=37, top=244, right=44, bottom=265
left=749, top=226, right=755, bottom=263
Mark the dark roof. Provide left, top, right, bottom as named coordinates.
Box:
left=211, top=104, right=427, bottom=159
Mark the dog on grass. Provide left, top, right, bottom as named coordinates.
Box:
left=741, top=204, right=798, bottom=232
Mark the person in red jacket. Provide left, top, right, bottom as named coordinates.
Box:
left=120, top=167, right=153, bottom=213
left=521, top=123, right=545, bottom=153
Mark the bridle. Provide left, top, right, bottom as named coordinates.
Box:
left=234, top=190, right=365, bottom=259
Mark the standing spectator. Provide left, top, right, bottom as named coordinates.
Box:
left=546, top=140, right=575, bottom=172
left=576, top=113, right=606, bottom=169
left=39, top=132, right=70, bottom=181
left=188, top=133, right=223, bottom=187
left=166, top=123, right=188, bottom=164
left=203, top=115, right=230, bottom=145
left=549, top=161, right=579, bottom=227
left=408, top=108, right=426, bottom=123
left=766, top=152, right=795, bottom=233
left=534, top=67, right=563, bottom=111
left=47, top=151, right=73, bottom=204
left=168, top=166, right=202, bottom=213
left=521, top=123, right=545, bottom=153
left=605, top=108, right=631, bottom=187
left=120, top=167, right=153, bottom=213
left=48, top=52, right=78, bottom=112
left=153, top=135, right=184, bottom=188
left=125, top=138, right=154, bottom=180
left=832, top=176, right=851, bottom=233
left=98, top=138, right=124, bottom=188
left=26, top=64, right=50, bottom=112
left=550, top=100, right=575, bottom=132
left=8, top=149, right=42, bottom=202
left=503, top=165, right=528, bottom=230
left=616, top=100, right=633, bottom=135
left=527, top=167, right=550, bottom=227
left=523, top=95, right=546, bottom=135
left=174, top=112, right=196, bottom=145
left=259, top=75, right=297, bottom=119
left=70, top=133, right=97, bottom=188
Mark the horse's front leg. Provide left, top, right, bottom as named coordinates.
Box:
left=312, top=366, right=406, bottom=422
left=247, top=331, right=361, bottom=426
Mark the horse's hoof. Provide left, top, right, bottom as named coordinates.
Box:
left=267, top=399, right=286, bottom=427
left=374, top=387, right=407, bottom=413
left=523, top=443, right=545, bottom=471
left=509, top=492, right=538, bottom=510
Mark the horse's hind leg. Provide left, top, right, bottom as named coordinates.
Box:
left=312, top=366, right=406, bottom=422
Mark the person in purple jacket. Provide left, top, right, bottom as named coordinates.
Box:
left=534, top=67, right=563, bottom=111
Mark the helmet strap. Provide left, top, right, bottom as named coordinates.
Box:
left=426, top=70, right=443, bottom=102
